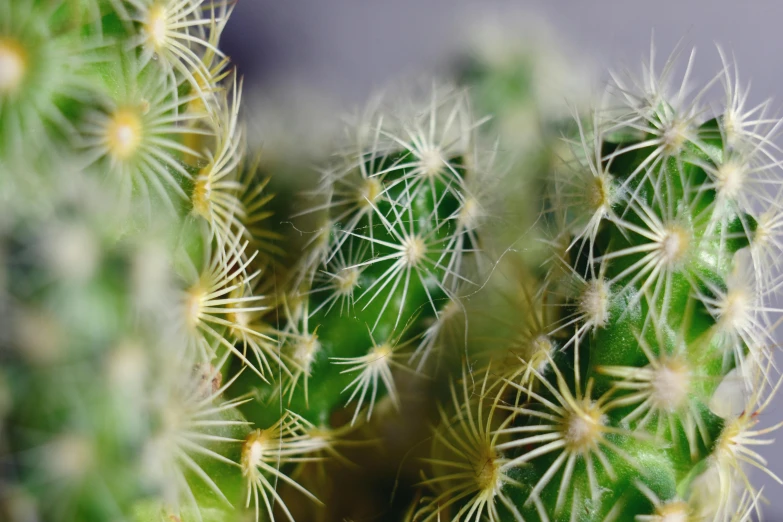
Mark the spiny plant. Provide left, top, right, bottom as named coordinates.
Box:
left=219, top=83, right=505, bottom=521
left=291, top=83, right=491, bottom=392
left=410, top=48, right=783, bottom=521
left=0, top=171, right=251, bottom=522
left=0, top=0, right=506, bottom=519
left=2, top=0, right=783, bottom=520
left=0, top=0, right=279, bottom=520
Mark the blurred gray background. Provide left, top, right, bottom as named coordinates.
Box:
left=223, top=1, right=783, bottom=518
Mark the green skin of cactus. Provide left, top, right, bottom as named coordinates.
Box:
left=235, top=152, right=466, bottom=429
left=3, top=229, right=147, bottom=520
left=490, top=117, right=755, bottom=520
left=456, top=54, right=534, bottom=127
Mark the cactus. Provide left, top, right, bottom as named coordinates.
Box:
left=410, top=49, right=783, bottom=521
left=1, top=1, right=782, bottom=521
left=218, top=84, right=501, bottom=520
left=0, top=1, right=261, bottom=520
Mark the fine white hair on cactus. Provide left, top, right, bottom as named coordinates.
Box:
left=222, top=276, right=288, bottom=379
left=554, top=108, right=620, bottom=262
left=143, top=351, right=252, bottom=519
left=125, top=0, right=233, bottom=96
left=80, top=58, right=207, bottom=215
left=331, top=327, right=412, bottom=425
left=280, top=299, right=321, bottom=407
left=408, top=294, right=465, bottom=372
left=708, top=361, right=783, bottom=519
left=598, top=318, right=708, bottom=460
left=293, top=120, right=388, bottom=261
left=547, top=256, right=613, bottom=354
left=345, top=192, right=473, bottom=332
left=8, top=0, right=783, bottom=513
left=484, top=277, right=557, bottom=394
left=695, top=147, right=779, bottom=270
left=731, top=489, right=764, bottom=522
left=751, top=201, right=783, bottom=288
left=417, top=365, right=524, bottom=522
left=305, top=239, right=366, bottom=318
left=696, top=249, right=778, bottom=375
left=685, top=463, right=731, bottom=521
left=377, top=85, right=488, bottom=208
left=293, top=218, right=334, bottom=288
left=240, top=411, right=324, bottom=522
left=604, top=46, right=729, bottom=218
left=697, top=48, right=783, bottom=279
left=594, top=187, right=714, bottom=320
left=601, top=46, right=783, bottom=296
left=439, top=143, right=500, bottom=291
left=696, top=146, right=782, bottom=225
left=176, top=234, right=269, bottom=380
left=634, top=483, right=761, bottom=522
left=716, top=46, right=783, bottom=162
left=496, top=355, right=636, bottom=516
left=191, top=73, right=246, bottom=246
left=609, top=43, right=716, bottom=134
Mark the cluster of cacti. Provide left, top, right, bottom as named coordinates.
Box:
left=412, top=48, right=782, bottom=521
left=1, top=1, right=782, bottom=521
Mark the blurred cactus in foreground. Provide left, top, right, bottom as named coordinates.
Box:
left=1, top=2, right=782, bottom=521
